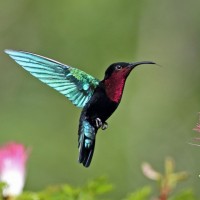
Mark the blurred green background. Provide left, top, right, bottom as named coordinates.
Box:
left=0, top=0, right=200, bottom=198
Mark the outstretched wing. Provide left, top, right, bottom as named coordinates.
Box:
left=4, top=49, right=100, bottom=108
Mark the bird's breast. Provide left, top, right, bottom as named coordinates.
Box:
left=84, top=87, right=118, bottom=123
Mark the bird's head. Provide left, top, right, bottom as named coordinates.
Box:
left=102, top=61, right=156, bottom=103
left=104, top=61, right=156, bottom=80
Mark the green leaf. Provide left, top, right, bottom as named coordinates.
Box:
left=123, top=186, right=152, bottom=200
left=85, top=177, right=113, bottom=195
left=170, top=189, right=198, bottom=200
left=15, top=177, right=112, bottom=200
left=0, top=181, right=7, bottom=194
left=16, top=191, right=39, bottom=200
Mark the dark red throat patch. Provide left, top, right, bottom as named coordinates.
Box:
left=104, top=68, right=131, bottom=103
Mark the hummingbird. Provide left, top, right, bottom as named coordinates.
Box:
left=4, top=49, right=155, bottom=167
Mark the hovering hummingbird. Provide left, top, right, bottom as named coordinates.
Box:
left=4, top=49, right=155, bottom=167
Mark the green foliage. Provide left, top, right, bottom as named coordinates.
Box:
left=142, top=157, right=191, bottom=200
left=0, top=182, right=6, bottom=194
left=14, top=177, right=112, bottom=200
left=0, top=157, right=199, bottom=200
left=0, top=182, right=6, bottom=200
left=81, top=177, right=113, bottom=197
left=170, top=190, right=198, bottom=200
left=123, top=186, right=151, bottom=200
left=0, top=177, right=199, bottom=200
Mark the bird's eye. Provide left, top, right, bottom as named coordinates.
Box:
left=115, top=65, right=122, bottom=70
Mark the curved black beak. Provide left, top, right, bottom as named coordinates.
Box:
left=128, top=61, right=156, bottom=68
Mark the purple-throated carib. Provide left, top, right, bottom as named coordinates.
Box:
left=4, top=49, right=155, bottom=167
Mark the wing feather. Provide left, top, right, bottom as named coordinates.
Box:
left=5, top=49, right=100, bottom=108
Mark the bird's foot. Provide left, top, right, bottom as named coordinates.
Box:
left=101, top=121, right=108, bottom=130
left=95, top=118, right=108, bottom=130
left=95, top=118, right=102, bottom=128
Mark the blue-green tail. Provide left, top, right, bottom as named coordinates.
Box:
left=78, top=118, right=97, bottom=167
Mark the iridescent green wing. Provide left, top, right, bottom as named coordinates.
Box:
left=5, top=49, right=100, bottom=108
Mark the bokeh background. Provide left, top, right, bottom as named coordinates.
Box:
left=0, top=0, right=200, bottom=198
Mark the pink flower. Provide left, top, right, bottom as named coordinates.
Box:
left=193, top=123, right=200, bottom=133
left=193, top=113, right=200, bottom=133
left=0, top=142, right=28, bottom=197
left=190, top=113, right=200, bottom=146
left=142, top=162, right=161, bottom=180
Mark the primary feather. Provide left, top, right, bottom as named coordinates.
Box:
left=4, top=49, right=99, bottom=108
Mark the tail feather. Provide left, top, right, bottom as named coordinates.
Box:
left=78, top=120, right=97, bottom=167
left=78, top=137, right=95, bottom=167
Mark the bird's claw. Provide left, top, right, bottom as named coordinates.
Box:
left=101, top=121, right=108, bottom=130
left=95, top=118, right=102, bottom=128
left=95, top=118, right=108, bottom=130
